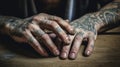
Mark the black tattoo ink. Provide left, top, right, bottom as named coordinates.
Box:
left=90, top=44, right=94, bottom=49
left=55, top=27, right=63, bottom=33
left=70, top=14, right=97, bottom=35
left=40, top=20, right=52, bottom=24
left=77, top=32, right=84, bottom=37
left=27, top=37, right=34, bottom=44
left=33, top=30, right=45, bottom=37
left=70, top=1, right=120, bottom=35
left=0, top=16, right=30, bottom=37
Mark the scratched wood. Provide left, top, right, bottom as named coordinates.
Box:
left=0, top=27, right=120, bottom=67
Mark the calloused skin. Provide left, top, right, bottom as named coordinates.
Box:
left=0, top=13, right=75, bottom=56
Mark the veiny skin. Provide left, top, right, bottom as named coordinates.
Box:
left=60, top=0, right=120, bottom=60
left=0, top=0, right=120, bottom=59
left=0, top=13, right=75, bottom=57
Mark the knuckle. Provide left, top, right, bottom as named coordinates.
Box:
left=23, top=30, right=29, bottom=35
left=88, top=32, right=94, bottom=35
left=33, top=13, right=48, bottom=21
left=28, top=23, right=34, bottom=28
left=50, top=21, right=58, bottom=27
left=62, top=23, right=69, bottom=28
left=89, top=35, right=95, bottom=40
left=71, top=47, right=78, bottom=53
left=29, top=24, right=39, bottom=31
left=74, top=46, right=79, bottom=51
left=65, top=22, right=70, bottom=26
left=39, top=13, right=45, bottom=15
left=62, top=47, right=69, bottom=52
left=55, top=16, right=62, bottom=20
left=51, top=15, right=61, bottom=20
left=75, top=35, right=82, bottom=40
left=33, top=16, right=38, bottom=20
left=41, top=34, right=49, bottom=40
left=52, top=47, right=58, bottom=51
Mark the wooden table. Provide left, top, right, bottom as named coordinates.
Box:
left=0, top=27, right=120, bottom=67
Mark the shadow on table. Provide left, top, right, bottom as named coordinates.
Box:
left=0, top=34, right=57, bottom=58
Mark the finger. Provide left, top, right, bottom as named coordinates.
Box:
left=84, top=36, right=95, bottom=56
left=48, top=33, right=56, bottom=39
left=69, top=32, right=84, bottom=60
left=33, top=19, right=70, bottom=44
left=30, top=25, right=60, bottom=56
left=24, top=29, right=48, bottom=56
left=53, top=25, right=70, bottom=44
left=65, top=19, right=69, bottom=22
left=48, top=15, right=75, bottom=34
left=60, top=43, right=71, bottom=59
left=54, top=37, right=62, bottom=51
left=60, top=35, right=73, bottom=59
left=39, top=20, right=70, bottom=44
left=41, top=34, right=60, bottom=56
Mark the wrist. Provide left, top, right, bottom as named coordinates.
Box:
left=88, top=12, right=107, bottom=31
left=0, top=16, right=22, bottom=34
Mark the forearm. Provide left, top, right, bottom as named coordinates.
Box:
left=95, top=0, right=120, bottom=29
left=61, top=0, right=120, bottom=59
left=70, top=0, right=120, bottom=32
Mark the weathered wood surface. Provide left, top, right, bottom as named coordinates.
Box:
left=0, top=27, right=120, bottom=67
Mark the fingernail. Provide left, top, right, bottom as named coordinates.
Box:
left=65, top=19, right=69, bottom=22
left=54, top=50, right=60, bottom=56
left=61, top=52, right=67, bottom=59
left=44, top=53, right=48, bottom=56
left=70, top=28, right=76, bottom=34
left=65, top=36, right=70, bottom=44
left=43, top=50, right=49, bottom=56
left=70, top=53, right=76, bottom=59
left=86, top=51, right=91, bottom=56
left=70, top=28, right=73, bottom=32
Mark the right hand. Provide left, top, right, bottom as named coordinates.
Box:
left=5, top=13, right=75, bottom=56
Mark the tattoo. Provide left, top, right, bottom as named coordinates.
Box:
left=70, top=1, right=120, bottom=34
left=55, top=27, right=63, bottom=33
left=33, top=30, right=45, bottom=37
left=0, top=16, right=30, bottom=37
left=90, top=44, right=94, bottom=49
left=70, top=14, right=97, bottom=35
left=40, top=20, right=52, bottom=24
left=96, top=2, right=120, bottom=25
left=77, top=32, right=84, bottom=37
left=28, top=37, right=34, bottom=44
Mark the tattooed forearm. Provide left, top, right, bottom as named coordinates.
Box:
left=96, top=1, right=120, bottom=25
left=70, top=1, right=120, bottom=32
left=60, top=1, right=120, bottom=59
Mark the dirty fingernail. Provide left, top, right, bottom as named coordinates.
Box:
left=86, top=51, right=91, bottom=56
left=61, top=52, right=67, bottom=59
left=70, top=53, right=76, bottom=59
left=65, top=36, right=70, bottom=44
left=54, top=50, right=60, bottom=56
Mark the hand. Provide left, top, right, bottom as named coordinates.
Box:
left=60, top=13, right=99, bottom=59
left=5, top=13, right=75, bottom=56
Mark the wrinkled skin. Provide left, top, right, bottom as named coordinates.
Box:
left=59, top=14, right=98, bottom=59
left=0, top=13, right=75, bottom=56
left=60, top=0, right=120, bottom=60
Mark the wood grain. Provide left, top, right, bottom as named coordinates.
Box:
left=0, top=27, right=120, bottom=67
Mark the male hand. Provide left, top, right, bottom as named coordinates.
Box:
left=5, top=13, right=75, bottom=56
left=60, top=13, right=99, bottom=59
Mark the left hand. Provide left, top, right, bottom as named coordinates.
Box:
left=60, top=13, right=100, bottom=60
